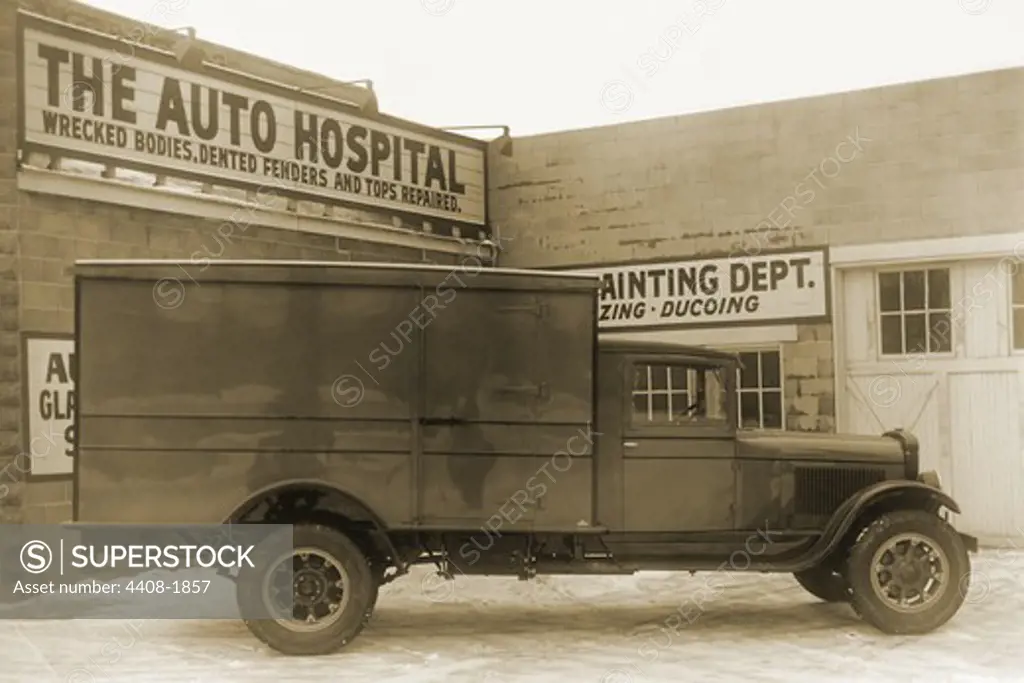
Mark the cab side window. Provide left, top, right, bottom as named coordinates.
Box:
left=631, top=362, right=728, bottom=426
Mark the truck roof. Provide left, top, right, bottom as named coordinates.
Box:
left=73, top=259, right=601, bottom=292
left=73, top=261, right=737, bottom=365
left=598, top=338, right=740, bottom=363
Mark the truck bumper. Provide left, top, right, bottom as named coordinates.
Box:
left=959, top=532, right=979, bottom=554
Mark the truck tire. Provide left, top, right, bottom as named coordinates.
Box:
left=844, top=509, right=969, bottom=634
left=793, top=567, right=850, bottom=603
left=239, top=524, right=375, bottom=655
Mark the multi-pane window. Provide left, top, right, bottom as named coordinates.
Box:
left=1012, top=271, right=1024, bottom=350
left=878, top=269, right=952, bottom=356
left=631, top=363, right=728, bottom=426
left=737, top=351, right=784, bottom=429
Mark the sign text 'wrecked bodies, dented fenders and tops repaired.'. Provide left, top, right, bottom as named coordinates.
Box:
left=585, top=249, right=829, bottom=329
left=18, top=16, right=486, bottom=225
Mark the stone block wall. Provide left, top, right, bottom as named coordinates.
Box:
left=784, top=323, right=835, bottom=432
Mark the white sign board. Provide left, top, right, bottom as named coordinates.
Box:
left=19, top=14, right=487, bottom=226
left=584, top=249, right=829, bottom=330
left=24, top=336, right=75, bottom=477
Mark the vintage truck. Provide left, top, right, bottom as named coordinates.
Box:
left=73, top=259, right=977, bottom=655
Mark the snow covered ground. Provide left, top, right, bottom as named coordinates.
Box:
left=4, top=549, right=1023, bottom=683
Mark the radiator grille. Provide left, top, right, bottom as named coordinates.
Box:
left=794, top=466, right=887, bottom=517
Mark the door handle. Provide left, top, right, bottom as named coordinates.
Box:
left=623, top=441, right=638, bottom=448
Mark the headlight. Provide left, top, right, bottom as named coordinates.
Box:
left=918, top=470, right=941, bottom=490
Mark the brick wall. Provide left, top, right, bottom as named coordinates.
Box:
left=0, top=0, right=467, bottom=524
left=1, top=0, right=20, bottom=522
left=488, top=67, right=1024, bottom=437
left=489, top=67, right=1024, bottom=268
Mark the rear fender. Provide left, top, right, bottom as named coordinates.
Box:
left=222, top=480, right=405, bottom=572
left=223, top=480, right=388, bottom=527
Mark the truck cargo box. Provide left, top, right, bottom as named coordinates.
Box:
left=73, top=260, right=600, bottom=530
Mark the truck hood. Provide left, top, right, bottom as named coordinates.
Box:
left=736, top=429, right=906, bottom=465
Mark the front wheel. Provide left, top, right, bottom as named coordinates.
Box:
left=238, top=524, right=376, bottom=655
left=844, top=509, right=970, bottom=634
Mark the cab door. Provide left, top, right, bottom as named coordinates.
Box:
left=620, top=354, right=738, bottom=532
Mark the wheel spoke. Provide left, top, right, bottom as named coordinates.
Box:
left=868, top=532, right=951, bottom=615
left=261, top=546, right=352, bottom=633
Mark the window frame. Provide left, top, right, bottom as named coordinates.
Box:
left=1009, top=267, right=1024, bottom=352
left=875, top=266, right=955, bottom=359
left=733, top=347, right=786, bottom=431
left=630, top=363, right=694, bottom=424
left=623, top=354, right=737, bottom=439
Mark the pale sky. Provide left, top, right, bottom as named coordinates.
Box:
left=79, top=0, right=1024, bottom=138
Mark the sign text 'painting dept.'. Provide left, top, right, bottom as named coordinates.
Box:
left=590, top=249, right=828, bottom=329
left=19, top=15, right=486, bottom=226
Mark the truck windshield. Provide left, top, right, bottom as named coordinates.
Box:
left=631, top=362, right=728, bottom=425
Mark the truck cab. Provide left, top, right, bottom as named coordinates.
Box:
left=595, top=340, right=743, bottom=535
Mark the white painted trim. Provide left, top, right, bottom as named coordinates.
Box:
left=16, top=167, right=479, bottom=257
left=598, top=325, right=798, bottom=347
left=832, top=269, right=848, bottom=432
left=830, top=232, right=1024, bottom=268
left=845, top=356, right=1024, bottom=375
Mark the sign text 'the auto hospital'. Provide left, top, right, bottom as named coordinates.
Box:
left=589, top=250, right=828, bottom=329
left=19, top=17, right=486, bottom=225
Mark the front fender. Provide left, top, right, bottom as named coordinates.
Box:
left=792, top=480, right=962, bottom=572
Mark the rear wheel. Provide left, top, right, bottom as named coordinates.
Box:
left=239, top=524, right=375, bottom=655
left=793, top=567, right=850, bottom=603
left=844, top=509, right=969, bottom=634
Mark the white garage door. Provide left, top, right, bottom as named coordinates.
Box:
left=843, top=371, right=946, bottom=484
left=948, top=371, right=1024, bottom=538
left=837, top=263, right=1024, bottom=541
